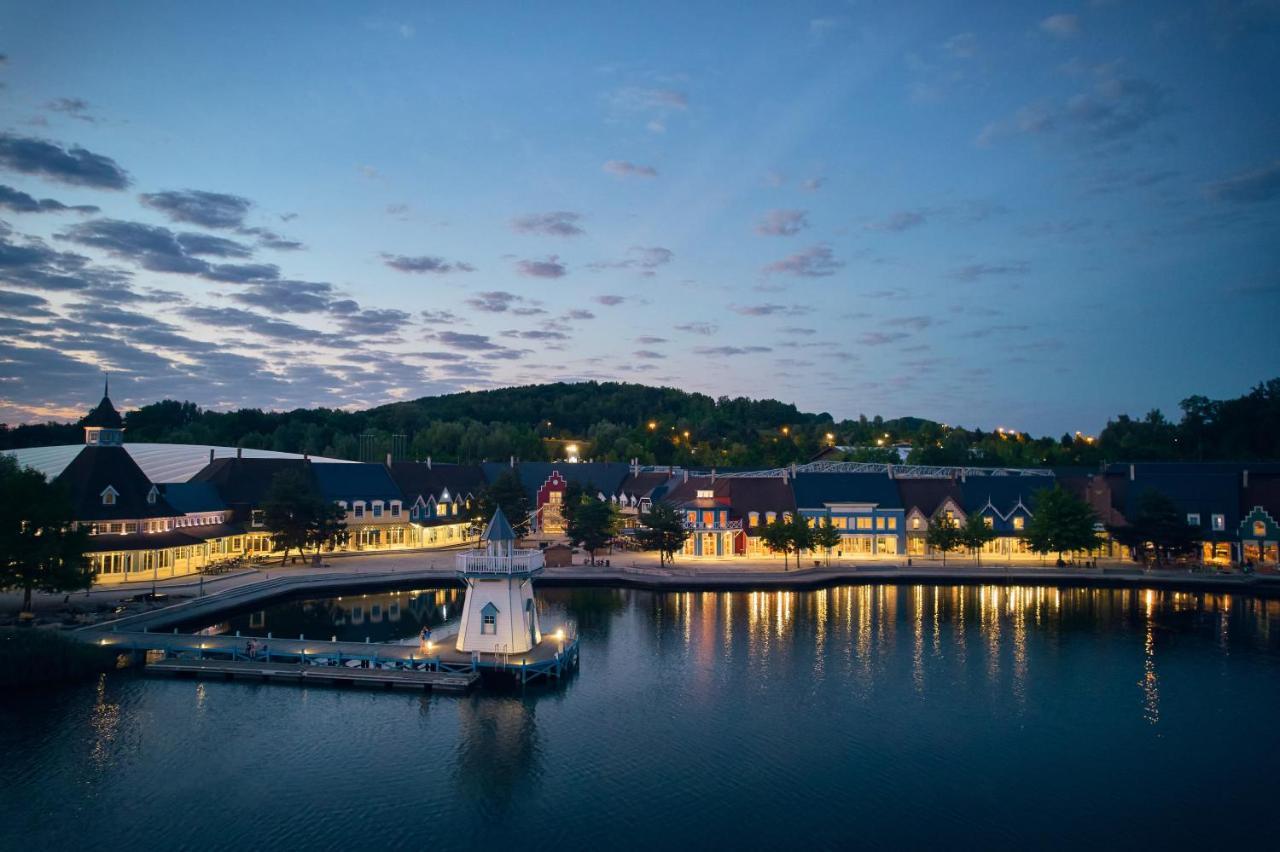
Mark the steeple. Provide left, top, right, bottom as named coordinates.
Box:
left=82, top=375, right=125, bottom=446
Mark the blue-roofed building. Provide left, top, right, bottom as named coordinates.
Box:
left=792, top=472, right=906, bottom=556
left=958, top=473, right=1055, bottom=558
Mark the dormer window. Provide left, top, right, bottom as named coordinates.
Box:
left=372, top=501, right=383, bottom=519
left=696, top=489, right=714, bottom=499
left=146, top=486, right=158, bottom=505
left=1013, top=516, right=1025, bottom=531
left=354, top=501, right=365, bottom=519
left=101, top=486, right=118, bottom=506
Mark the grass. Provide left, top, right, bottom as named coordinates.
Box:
left=0, top=628, right=119, bottom=688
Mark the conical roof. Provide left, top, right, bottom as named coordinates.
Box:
left=82, top=377, right=123, bottom=429
left=482, top=507, right=517, bottom=542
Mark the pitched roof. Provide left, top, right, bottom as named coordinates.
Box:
left=190, top=457, right=312, bottom=506
left=482, top=507, right=516, bottom=542
left=792, top=472, right=903, bottom=510
left=158, top=481, right=227, bottom=514
left=895, top=478, right=965, bottom=517
left=616, top=471, right=674, bottom=500
left=663, top=476, right=796, bottom=517
left=311, top=462, right=402, bottom=502
left=483, top=461, right=633, bottom=502
left=389, top=461, right=486, bottom=503
left=958, top=474, right=1054, bottom=515
left=81, top=393, right=123, bottom=429
left=53, top=445, right=173, bottom=521
left=1105, top=465, right=1242, bottom=531
left=1242, top=472, right=1280, bottom=521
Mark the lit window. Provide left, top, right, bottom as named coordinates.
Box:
left=687, top=511, right=697, bottom=525
left=696, top=489, right=714, bottom=499
left=702, top=511, right=714, bottom=527
left=983, top=517, right=994, bottom=529
left=1187, top=513, right=1200, bottom=527
left=875, top=517, right=885, bottom=530
left=1013, top=516, right=1025, bottom=531
left=766, top=512, right=777, bottom=524
left=748, top=511, right=759, bottom=527
left=911, top=517, right=921, bottom=530
left=101, top=487, right=117, bottom=506
left=1255, top=520, right=1267, bottom=538
left=1211, top=514, right=1225, bottom=531
left=856, top=517, right=872, bottom=530
left=886, top=517, right=897, bottom=530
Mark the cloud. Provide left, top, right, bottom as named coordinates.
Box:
left=635, top=335, right=667, bottom=344
left=45, top=97, right=96, bottom=122
left=693, top=345, right=772, bottom=356
left=506, top=329, right=568, bottom=341
left=1204, top=160, right=1280, bottom=203
left=756, top=209, right=809, bottom=236
left=800, top=177, right=825, bottom=192
left=179, top=305, right=327, bottom=344
left=594, top=294, right=626, bottom=306
left=978, top=73, right=1170, bottom=147
left=603, top=160, right=658, bottom=178
left=237, top=226, right=304, bottom=251
left=333, top=307, right=410, bottom=338
left=230, top=280, right=334, bottom=314
left=884, top=315, right=933, bottom=330
left=857, top=331, right=910, bottom=346
left=511, top=211, right=584, bottom=237
left=465, top=290, right=545, bottom=315
left=675, top=321, right=717, bottom=335
left=381, top=253, right=476, bottom=274
left=0, top=228, right=131, bottom=292
left=1040, top=14, right=1081, bottom=38
left=610, top=87, right=689, bottom=111
left=943, top=32, right=978, bottom=59
left=587, top=245, right=673, bottom=275
left=866, top=209, right=930, bottom=232
left=633, top=350, right=666, bottom=359
left=730, top=303, right=810, bottom=316
left=779, top=327, right=816, bottom=335
left=138, top=189, right=253, bottom=229
left=57, top=218, right=276, bottom=282
left=421, top=309, right=463, bottom=324
left=562, top=308, right=595, bottom=320
left=517, top=256, right=567, bottom=278
left=763, top=243, right=843, bottom=277
left=0, top=133, right=130, bottom=189
left=948, top=261, right=1029, bottom=282
left=0, top=289, right=54, bottom=316
left=0, top=184, right=98, bottom=214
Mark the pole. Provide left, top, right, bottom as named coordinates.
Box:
left=152, top=550, right=158, bottom=597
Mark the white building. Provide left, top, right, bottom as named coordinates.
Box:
left=454, top=508, right=544, bottom=655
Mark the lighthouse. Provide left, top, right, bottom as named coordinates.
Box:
left=455, top=508, right=544, bottom=655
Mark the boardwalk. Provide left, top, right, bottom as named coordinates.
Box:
left=147, top=657, right=478, bottom=692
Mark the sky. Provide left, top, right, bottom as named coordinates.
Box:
left=0, top=1, right=1277, bottom=436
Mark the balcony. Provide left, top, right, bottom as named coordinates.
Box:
left=455, top=549, right=545, bottom=576
left=682, top=519, right=743, bottom=532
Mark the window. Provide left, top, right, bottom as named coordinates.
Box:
left=1255, top=520, right=1268, bottom=538
left=101, top=486, right=117, bottom=506
left=147, top=486, right=158, bottom=505
left=354, top=502, right=365, bottom=519
left=482, top=614, right=496, bottom=634
left=1013, top=516, right=1025, bottom=531
left=338, top=501, right=347, bottom=511
left=252, top=509, right=264, bottom=528
left=911, top=517, right=921, bottom=530
left=748, top=511, right=759, bottom=527
left=766, top=512, right=777, bottom=524
left=702, top=511, right=714, bottom=527
left=696, top=489, right=714, bottom=499
left=856, top=517, right=873, bottom=530
left=886, top=517, right=897, bottom=530
left=1212, top=514, right=1225, bottom=532
left=983, top=517, right=994, bottom=529
left=875, top=517, right=885, bottom=530
left=833, top=517, right=848, bottom=529
left=944, top=510, right=954, bottom=521
left=372, top=502, right=383, bottom=519
left=1187, top=513, right=1200, bottom=526
left=390, top=502, right=401, bottom=518
left=687, top=511, right=697, bottom=525
left=782, top=513, right=793, bottom=523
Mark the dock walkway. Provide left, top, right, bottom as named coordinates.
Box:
left=148, top=657, right=478, bottom=692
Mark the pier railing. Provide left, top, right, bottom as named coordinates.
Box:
left=455, top=550, right=545, bottom=575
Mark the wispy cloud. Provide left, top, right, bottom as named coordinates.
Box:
left=516, top=256, right=567, bottom=278
left=382, top=253, right=475, bottom=274
left=1040, top=14, right=1081, bottom=39
left=763, top=243, right=843, bottom=277
left=511, top=211, right=584, bottom=237
left=0, top=133, right=130, bottom=189
left=756, top=209, right=809, bottom=236
left=1204, top=160, right=1280, bottom=203
left=603, top=160, right=658, bottom=178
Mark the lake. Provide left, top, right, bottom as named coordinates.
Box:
left=2, top=584, right=1278, bottom=850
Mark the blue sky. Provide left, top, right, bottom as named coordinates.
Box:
left=0, top=0, right=1277, bottom=434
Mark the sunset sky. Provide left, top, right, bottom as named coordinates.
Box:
left=1, top=1, right=1277, bottom=434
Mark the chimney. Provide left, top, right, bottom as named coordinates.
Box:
left=1243, top=469, right=1249, bottom=488
left=782, top=468, right=789, bottom=483
left=209, top=448, right=214, bottom=464
left=385, top=452, right=392, bottom=468
left=683, top=469, right=689, bottom=483
left=790, top=463, right=798, bottom=479
left=711, top=468, right=716, bottom=482
left=961, top=469, right=966, bottom=483
left=887, top=464, right=894, bottom=480
left=427, top=455, right=432, bottom=470
left=510, top=455, right=515, bottom=468
left=1129, top=464, right=1136, bottom=482
left=237, top=447, right=243, bottom=460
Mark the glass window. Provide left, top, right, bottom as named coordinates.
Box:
left=748, top=511, right=759, bottom=527
left=354, top=503, right=365, bottom=518
left=1187, top=513, right=1200, bottom=526
left=1212, top=514, right=1225, bottom=531
left=856, top=517, right=873, bottom=530
left=702, top=511, right=714, bottom=527
left=687, top=511, right=697, bottom=525
left=911, top=517, right=921, bottom=530
left=373, top=503, right=383, bottom=519
left=1255, top=520, right=1267, bottom=537
left=766, top=512, right=777, bottom=524
left=983, top=517, right=994, bottom=528
left=481, top=613, right=496, bottom=635
left=1013, top=516, right=1025, bottom=531
left=886, top=517, right=897, bottom=530
left=875, top=517, right=885, bottom=530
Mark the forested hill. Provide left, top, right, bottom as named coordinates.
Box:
left=2, top=379, right=1278, bottom=468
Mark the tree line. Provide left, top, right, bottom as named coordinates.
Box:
left=5, top=379, right=1277, bottom=467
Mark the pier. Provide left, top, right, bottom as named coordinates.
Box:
left=147, top=657, right=479, bottom=692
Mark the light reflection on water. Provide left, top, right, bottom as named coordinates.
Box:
left=2, top=584, right=1278, bottom=851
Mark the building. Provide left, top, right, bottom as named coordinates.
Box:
left=793, top=472, right=905, bottom=556
left=454, top=508, right=543, bottom=654
left=896, top=478, right=966, bottom=556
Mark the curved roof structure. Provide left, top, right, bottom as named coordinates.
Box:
left=2, top=443, right=351, bottom=484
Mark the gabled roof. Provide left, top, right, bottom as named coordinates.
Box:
left=1242, top=472, right=1280, bottom=521
left=54, top=445, right=173, bottom=521
left=1105, top=465, right=1242, bottom=531
left=482, top=508, right=516, bottom=542
left=389, top=461, right=486, bottom=503
left=482, top=462, right=633, bottom=503
left=664, top=476, right=796, bottom=517
left=958, top=475, right=1053, bottom=516
left=311, top=462, right=402, bottom=502
left=616, top=471, right=674, bottom=500
left=190, top=457, right=312, bottom=506
left=895, top=478, right=965, bottom=517
left=792, top=472, right=903, bottom=510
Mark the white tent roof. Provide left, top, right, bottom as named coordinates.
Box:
left=2, top=443, right=352, bottom=484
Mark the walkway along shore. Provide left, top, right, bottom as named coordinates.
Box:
left=74, top=559, right=1280, bottom=638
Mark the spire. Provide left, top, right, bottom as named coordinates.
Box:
left=104, top=371, right=109, bottom=398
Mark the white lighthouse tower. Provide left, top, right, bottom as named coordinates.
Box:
left=455, top=508, right=544, bottom=655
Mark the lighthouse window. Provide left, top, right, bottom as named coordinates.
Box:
left=481, top=614, right=496, bottom=634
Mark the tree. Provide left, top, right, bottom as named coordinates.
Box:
left=1022, top=486, right=1101, bottom=566
left=477, top=469, right=531, bottom=535
left=760, top=516, right=793, bottom=569
left=788, top=513, right=814, bottom=567
left=307, top=499, right=349, bottom=558
left=959, top=513, right=997, bottom=565
left=1108, top=490, right=1199, bottom=566
left=0, top=456, right=93, bottom=613
left=635, top=502, right=688, bottom=568
left=262, top=468, right=336, bottom=564
left=925, top=511, right=965, bottom=566
left=566, top=496, right=620, bottom=565
left=810, top=516, right=842, bottom=567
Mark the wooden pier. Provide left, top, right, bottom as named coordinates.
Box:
left=147, top=657, right=478, bottom=692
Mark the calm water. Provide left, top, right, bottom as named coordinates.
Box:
left=3, top=584, right=1279, bottom=851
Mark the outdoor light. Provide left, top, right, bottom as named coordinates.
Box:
left=648, top=421, right=657, bottom=430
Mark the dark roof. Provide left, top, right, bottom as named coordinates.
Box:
left=1105, top=465, right=1242, bottom=532
left=190, top=457, right=312, bottom=507
left=664, top=476, right=796, bottom=517
left=158, top=481, right=227, bottom=514
left=389, top=462, right=486, bottom=503
left=792, top=472, right=903, bottom=510
left=1242, top=472, right=1280, bottom=521
left=54, top=445, right=172, bottom=521
left=895, top=478, right=965, bottom=517
left=616, top=471, right=674, bottom=499
left=958, top=475, right=1054, bottom=515
left=83, top=522, right=244, bottom=553
left=311, top=462, right=402, bottom=503
left=81, top=393, right=123, bottom=429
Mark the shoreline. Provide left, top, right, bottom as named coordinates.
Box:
left=75, top=562, right=1280, bottom=636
